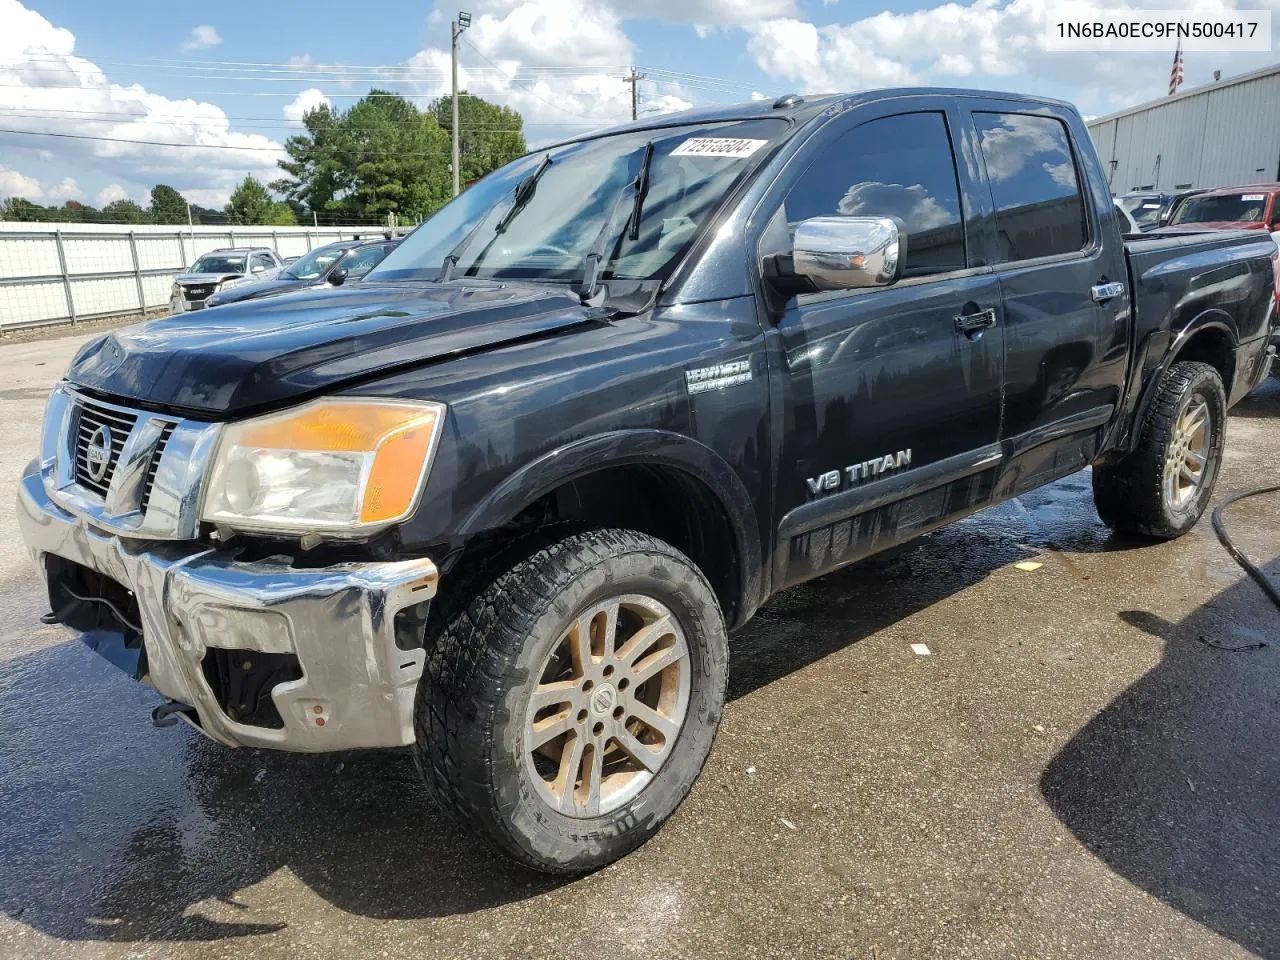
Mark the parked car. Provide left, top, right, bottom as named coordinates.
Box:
left=169, top=247, right=285, bottom=312
left=1114, top=199, right=1141, bottom=234
left=1117, top=189, right=1204, bottom=231
left=19, top=89, right=1278, bottom=874
left=1162, top=183, right=1280, bottom=235
left=204, top=238, right=401, bottom=308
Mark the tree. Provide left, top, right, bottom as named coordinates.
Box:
left=273, top=90, right=525, bottom=222
left=102, top=199, right=149, bottom=223
left=149, top=184, right=189, bottom=224
left=433, top=94, right=526, bottom=187
left=0, top=197, right=45, bottom=221
left=225, top=175, right=274, bottom=225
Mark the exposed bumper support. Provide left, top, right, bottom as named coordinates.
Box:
left=18, top=460, right=438, bottom=752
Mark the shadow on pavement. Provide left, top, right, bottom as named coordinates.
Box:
left=1042, top=560, right=1280, bottom=959
left=1230, top=375, right=1280, bottom=418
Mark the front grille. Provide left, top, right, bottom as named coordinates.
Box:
left=140, top=421, right=177, bottom=512
left=183, top=285, right=214, bottom=302
left=73, top=399, right=136, bottom=496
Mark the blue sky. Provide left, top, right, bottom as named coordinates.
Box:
left=2, top=0, right=1276, bottom=209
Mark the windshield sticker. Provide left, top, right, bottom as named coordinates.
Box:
left=1242, top=194, right=1266, bottom=201
left=670, top=138, right=768, bottom=159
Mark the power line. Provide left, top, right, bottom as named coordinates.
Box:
left=457, top=38, right=601, bottom=122
left=0, top=127, right=460, bottom=155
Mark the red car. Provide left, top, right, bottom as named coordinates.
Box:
left=1164, top=183, right=1280, bottom=233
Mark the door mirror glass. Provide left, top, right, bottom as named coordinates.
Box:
left=792, top=216, right=905, bottom=291
left=328, top=266, right=349, bottom=286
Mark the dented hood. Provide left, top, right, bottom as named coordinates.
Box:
left=66, top=280, right=594, bottom=417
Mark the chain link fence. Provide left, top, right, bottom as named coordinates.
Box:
left=0, top=223, right=393, bottom=331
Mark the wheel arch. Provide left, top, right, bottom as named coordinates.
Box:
left=453, top=429, right=765, bottom=628
left=1122, top=311, right=1237, bottom=455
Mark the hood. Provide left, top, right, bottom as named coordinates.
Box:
left=67, top=281, right=595, bottom=417
left=175, top=272, right=243, bottom=285
left=207, top=276, right=308, bottom=304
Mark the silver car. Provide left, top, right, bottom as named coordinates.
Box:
left=169, top=247, right=285, bottom=312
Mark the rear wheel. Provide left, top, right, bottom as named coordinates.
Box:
left=413, top=528, right=728, bottom=873
left=1092, top=361, right=1226, bottom=538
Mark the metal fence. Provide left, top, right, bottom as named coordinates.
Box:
left=0, top=223, right=392, bottom=330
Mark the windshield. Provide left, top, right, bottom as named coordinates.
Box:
left=368, top=118, right=786, bottom=285
left=1120, top=196, right=1166, bottom=226
left=1170, top=193, right=1268, bottom=225
left=284, top=243, right=349, bottom=280
left=191, top=255, right=246, bottom=274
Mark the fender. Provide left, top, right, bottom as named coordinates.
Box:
left=456, top=429, right=765, bottom=624
left=1116, top=311, right=1238, bottom=455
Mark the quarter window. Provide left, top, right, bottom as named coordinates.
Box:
left=973, top=112, right=1088, bottom=262
left=782, top=112, right=967, bottom=277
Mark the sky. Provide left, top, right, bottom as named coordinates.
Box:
left=0, top=0, right=1277, bottom=210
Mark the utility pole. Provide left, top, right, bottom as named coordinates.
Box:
left=624, top=67, right=646, bottom=121
left=451, top=11, right=471, bottom=197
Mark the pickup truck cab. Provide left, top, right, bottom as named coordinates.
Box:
left=19, top=89, right=1278, bottom=874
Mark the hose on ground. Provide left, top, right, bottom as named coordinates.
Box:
left=1211, top=484, right=1280, bottom=611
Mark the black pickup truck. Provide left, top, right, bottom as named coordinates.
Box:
left=18, top=89, right=1277, bottom=874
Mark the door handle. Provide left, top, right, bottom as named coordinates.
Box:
left=1091, top=281, right=1125, bottom=303
left=954, top=307, right=997, bottom=334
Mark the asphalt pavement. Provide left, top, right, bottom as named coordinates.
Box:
left=1, top=332, right=1277, bottom=960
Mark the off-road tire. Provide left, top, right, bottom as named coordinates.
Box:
left=1092, top=360, right=1227, bottom=538
left=412, top=527, right=728, bottom=874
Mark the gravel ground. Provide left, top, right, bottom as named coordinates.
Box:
left=1, top=334, right=1277, bottom=960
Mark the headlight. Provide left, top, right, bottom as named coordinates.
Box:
left=171, top=282, right=181, bottom=297
left=202, top=398, right=446, bottom=535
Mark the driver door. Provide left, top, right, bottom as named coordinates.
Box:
left=766, top=103, right=1005, bottom=588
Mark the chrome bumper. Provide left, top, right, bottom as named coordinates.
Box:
left=169, top=297, right=206, bottom=312
left=18, top=461, right=438, bottom=752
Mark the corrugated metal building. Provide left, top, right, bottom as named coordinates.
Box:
left=1087, top=63, right=1280, bottom=194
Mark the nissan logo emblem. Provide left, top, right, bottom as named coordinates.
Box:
left=85, top=424, right=113, bottom=482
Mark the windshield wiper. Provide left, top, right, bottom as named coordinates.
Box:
left=579, top=141, right=654, bottom=304
left=439, top=153, right=553, bottom=282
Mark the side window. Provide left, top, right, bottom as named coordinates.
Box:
left=783, top=112, right=966, bottom=277
left=972, top=112, right=1088, bottom=262
left=250, top=253, right=273, bottom=273
left=343, top=245, right=389, bottom=279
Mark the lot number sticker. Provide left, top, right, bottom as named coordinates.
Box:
left=670, top=138, right=768, bottom=158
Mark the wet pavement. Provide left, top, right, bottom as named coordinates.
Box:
left=1, top=334, right=1277, bottom=960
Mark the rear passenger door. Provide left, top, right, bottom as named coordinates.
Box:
left=963, top=104, right=1130, bottom=494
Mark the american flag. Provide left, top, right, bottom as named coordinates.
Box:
left=1169, top=42, right=1184, bottom=95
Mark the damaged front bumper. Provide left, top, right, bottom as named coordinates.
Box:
left=17, top=461, right=438, bottom=752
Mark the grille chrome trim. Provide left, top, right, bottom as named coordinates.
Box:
left=39, top=383, right=221, bottom=540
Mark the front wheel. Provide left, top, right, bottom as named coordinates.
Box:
left=1092, top=360, right=1227, bottom=538
left=413, top=528, right=728, bottom=873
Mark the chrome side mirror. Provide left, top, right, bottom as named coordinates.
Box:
left=792, top=216, right=905, bottom=291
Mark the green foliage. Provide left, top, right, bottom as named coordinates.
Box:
left=0, top=197, right=45, bottom=221
left=433, top=95, right=526, bottom=187
left=102, top=199, right=149, bottom=223
left=274, top=90, right=526, bottom=222
left=149, top=184, right=189, bottom=224
left=225, top=175, right=274, bottom=225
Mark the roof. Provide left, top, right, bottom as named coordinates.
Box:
left=1193, top=181, right=1280, bottom=195
left=1086, top=62, right=1280, bottom=127
left=206, top=246, right=277, bottom=254
left=554, top=86, right=1078, bottom=147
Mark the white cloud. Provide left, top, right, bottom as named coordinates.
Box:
left=0, top=164, right=43, bottom=199
left=742, top=0, right=1280, bottom=116
left=45, top=177, right=80, bottom=201
left=94, top=182, right=128, bottom=206
left=283, top=88, right=332, bottom=126
left=0, top=0, right=285, bottom=207
left=181, top=25, right=221, bottom=51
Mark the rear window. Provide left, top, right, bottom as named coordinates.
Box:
left=1170, top=193, right=1268, bottom=225
left=974, top=112, right=1089, bottom=262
